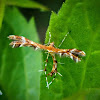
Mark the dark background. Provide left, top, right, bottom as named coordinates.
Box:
left=19, top=0, right=65, bottom=43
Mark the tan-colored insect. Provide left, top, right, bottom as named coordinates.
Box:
left=8, top=32, right=86, bottom=89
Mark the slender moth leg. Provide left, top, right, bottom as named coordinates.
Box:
left=44, top=53, right=50, bottom=89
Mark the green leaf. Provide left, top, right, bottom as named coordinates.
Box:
left=0, top=7, right=42, bottom=100
left=0, top=0, right=6, bottom=29
left=40, top=0, right=100, bottom=100
left=6, top=0, right=49, bottom=11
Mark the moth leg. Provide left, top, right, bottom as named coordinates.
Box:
left=44, top=53, right=50, bottom=89
left=47, top=54, right=57, bottom=86
left=39, top=53, right=50, bottom=89
left=48, top=73, right=56, bottom=86
left=57, top=72, right=62, bottom=76
left=48, top=31, right=51, bottom=45
left=48, top=72, right=62, bottom=87
left=48, top=54, right=57, bottom=76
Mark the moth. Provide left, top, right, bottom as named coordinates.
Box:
left=8, top=32, right=86, bottom=89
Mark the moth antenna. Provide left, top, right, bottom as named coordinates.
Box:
left=58, top=32, right=69, bottom=48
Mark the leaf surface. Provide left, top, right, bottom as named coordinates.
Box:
left=40, top=0, right=100, bottom=100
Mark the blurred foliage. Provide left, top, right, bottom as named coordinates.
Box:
left=0, top=0, right=6, bottom=29
left=0, top=0, right=49, bottom=29
left=0, top=7, right=42, bottom=100
left=6, top=0, right=49, bottom=11
left=0, top=0, right=100, bottom=100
